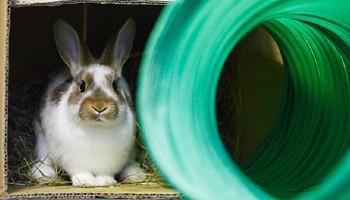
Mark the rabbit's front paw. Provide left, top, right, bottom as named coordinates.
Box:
left=71, top=173, right=96, bottom=187
left=95, top=175, right=117, bottom=186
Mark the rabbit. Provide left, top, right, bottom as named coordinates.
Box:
left=30, top=18, right=146, bottom=187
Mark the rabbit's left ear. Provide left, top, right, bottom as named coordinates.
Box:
left=100, top=18, right=136, bottom=76
left=54, top=20, right=92, bottom=76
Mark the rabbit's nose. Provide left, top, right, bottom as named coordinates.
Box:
left=92, top=106, right=108, bottom=113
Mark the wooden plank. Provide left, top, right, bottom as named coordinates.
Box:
left=11, top=0, right=172, bottom=7
left=6, top=183, right=178, bottom=199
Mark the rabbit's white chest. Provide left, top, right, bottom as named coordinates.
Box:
left=43, top=100, right=135, bottom=176
left=61, top=128, right=132, bottom=175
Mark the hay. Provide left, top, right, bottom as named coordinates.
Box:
left=7, top=78, right=160, bottom=186
left=8, top=79, right=46, bottom=185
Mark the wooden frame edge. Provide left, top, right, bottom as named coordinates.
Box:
left=11, top=0, right=171, bottom=7
left=0, top=0, right=10, bottom=195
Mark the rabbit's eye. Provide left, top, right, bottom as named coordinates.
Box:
left=79, top=80, right=86, bottom=93
left=112, top=79, right=119, bottom=92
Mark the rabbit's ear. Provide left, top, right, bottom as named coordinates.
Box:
left=54, top=20, right=92, bottom=76
left=100, top=18, right=135, bottom=76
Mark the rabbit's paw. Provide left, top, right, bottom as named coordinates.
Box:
left=119, top=163, right=147, bottom=183
left=30, top=162, right=57, bottom=183
left=95, top=175, right=117, bottom=186
left=71, top=173, right=96, bottom=187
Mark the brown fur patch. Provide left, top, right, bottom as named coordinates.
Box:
left=79, top=96, right=118, bottom=121
left=68, top=72, right=95, bottom=104
left=82, top=73, right=93, bottom=87
left=51, top=79, right=72, bottom=104
left=68, top=85, right=82, bottom=105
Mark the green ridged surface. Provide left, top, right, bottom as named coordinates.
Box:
left=137, top=0, right=350, bottom=199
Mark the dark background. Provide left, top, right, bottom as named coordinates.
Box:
left=9, top=4, right=163, bottom=91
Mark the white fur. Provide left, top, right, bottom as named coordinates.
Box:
left=31, top=66, right=145, bottom=186
left=87, top=64, right=120, bottom=102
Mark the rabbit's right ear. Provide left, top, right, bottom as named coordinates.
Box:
left=54, top=20, right=91, bottom=76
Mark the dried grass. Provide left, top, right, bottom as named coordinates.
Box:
left=8, top=79, right=45, bottom=185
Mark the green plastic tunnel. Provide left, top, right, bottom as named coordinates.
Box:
left=137, top=0, right=350, bottom=199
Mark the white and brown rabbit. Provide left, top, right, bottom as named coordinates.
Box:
left=30, top=18, right=146, bottom=187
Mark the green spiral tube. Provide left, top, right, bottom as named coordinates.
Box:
left=137, top=0, right=350, bottom=199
